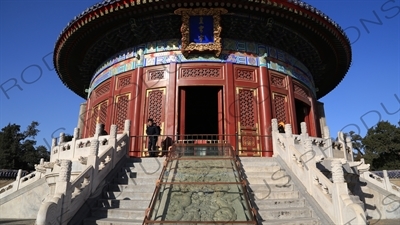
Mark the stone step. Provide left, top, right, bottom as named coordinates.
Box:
left=83, top=159, right=164, bottom=225
left=251, top=190, right=299, bottom=200
left=113, top=177, right=158, bottom=185
left=108, top=184, right=156, bottom=193
left=84, top=217, right=143, bottom=225
left=255, top=198, right=305, bottom=208
left=240, top=161, right=280, bottom=167
left=117, top=170, right=160, bottom=179
left=97, top=199, right=149, bottom=209
left=246, top=174, right=291, bottom=185
left=248, top=183, right=294, bottom=192
left=124, top=158, right=165, bottom=167
left=122, top=163, right=164, bottom=170
left=261, top=217, right=320, bottom=225
left=104, top=191, right=153, bottom=200
left=239, top=157, right=277, bottom=162
left=90, top=208, right=145, bottom=220
left=258, top=207, right=312, bottom=220
left=122, top=169, right=163, bottom=177
left=242, top=165, right=283, bottom=173
left=244, top=170, right=287, bottom=178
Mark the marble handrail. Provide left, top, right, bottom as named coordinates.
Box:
left=271, top=118, right=366, bottom=225
left=0, top=170, right=42, bottom=199
left=361, top=170, right=400, bottom=197
left=36, top=121, right=131, bottom=225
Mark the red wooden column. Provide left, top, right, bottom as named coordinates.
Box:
left=287, top=76, right=298, bottom=134
left=308, top=97, right=319, bottom=137
left=130, top=67, right=143, bottom=157
left=165, top=63, right=177, bottom=137
left=82, top=98, right=91, bottom=138
left=258, top=67, right=273, bottom=157
left=105, top=76, right=117, bottom=134
left=217, top=88, right=224, bottom=139
left=224, top=63, right=237, bottom=151
left=178, top=88, right=186, bottom=139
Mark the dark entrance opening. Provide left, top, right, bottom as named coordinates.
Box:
left=180, top=86, right=220, bottom=135
left=295, top=99, right=310, bottom=134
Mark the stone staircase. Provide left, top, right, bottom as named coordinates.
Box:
left=240, top=157, right=325, bottom=225
left=81, top=156, right=331, bottom=225
left=84, top=157, right=164, bottom=225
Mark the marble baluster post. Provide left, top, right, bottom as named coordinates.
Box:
left=88, top=139, right=99, bottom=193
left=331, top=159, right=347, bottom=224
left=109, top=124, right=118, bottom=167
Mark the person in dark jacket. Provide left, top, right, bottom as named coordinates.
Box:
left=278, top=121, right=285, bottom=133
left=100, top=124, right=108, bottom=135
left=146, top=118, right=158, bottom=157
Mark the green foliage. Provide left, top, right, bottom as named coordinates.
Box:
left=360, top=121, right=400, bottom=170
left=0, top=121, right=49, bottom=170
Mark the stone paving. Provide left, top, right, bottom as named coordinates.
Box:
left=0, top=219, right=35, bottom=225
left=369, top=219, right=400, bottom=225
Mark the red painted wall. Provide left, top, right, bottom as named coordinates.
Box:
left=84, top=62, right=320, bottom=157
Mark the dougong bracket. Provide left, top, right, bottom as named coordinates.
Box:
left=174, top=8, right=228, bottom=57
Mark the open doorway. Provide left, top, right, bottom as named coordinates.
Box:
left=295, top=99, right=310, bottom=134
left=178, top=86, right=222, bottom=136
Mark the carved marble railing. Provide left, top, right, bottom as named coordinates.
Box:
left=50, top=125, right=118, bottom=162
left=271, top=119, right=366, bottom=225
left=361, top=169, right=400, bottom=197
left=36, top=120, right=131, bottom=225
left=331, top=132, right=354, bottom=161
left=0, top=164, right=44, bottom=199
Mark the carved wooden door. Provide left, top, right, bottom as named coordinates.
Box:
left=142, top=88, right=166, bottom=156
left=89, top=100, right=108, bottom=136
left=272, top=93, right=289, bottom=126
left=114, top=93, right=131, bottom=133
left=236, top=88, right=260, bottom=156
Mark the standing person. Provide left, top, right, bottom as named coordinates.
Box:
left=100, top=124, right=108, bottom=135
left=146, top=119, right=158, bottom=157
left=278, top=121, right=285, bottom=133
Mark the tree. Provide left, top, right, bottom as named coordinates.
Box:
left=362, top=121, right=400, bottom=170
left=0, top=121, right=49, bottom=170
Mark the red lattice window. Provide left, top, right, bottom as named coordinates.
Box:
left=149, top=70, right=164, bottom=80
left=147, top=90, right=164, bottom=126
left=238, top=89, right=256, bottom=128
left=99, top=102, right=108, bottom=125
left=181, top=68, right=220, bottom=78
left=294, top=84, right=308, bottom=99
left=89, top=101, right=108, bottom=136
left=236, top=70, right=254, bottom=81
left=95, top=82, right=110, bottom=98
left=90, top=107, right=99, bottom=136
left=273, top=94, right=287, bottom=123
left=115, top=95, right=130, bottom=132
left=271, top=75, right=285, bottom=88
left=117, top=76, right=131, bottom=89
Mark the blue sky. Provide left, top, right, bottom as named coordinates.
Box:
left=0, top=0, right=399, bottom=149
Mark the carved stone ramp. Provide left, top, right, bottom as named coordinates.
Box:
left=144, top=154, right=258, bottom=224
left=83, top=157, right=164, bottom=225
left=240, top=157, right=333, bottom=225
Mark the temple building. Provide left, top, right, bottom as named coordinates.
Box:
left=2, top=1, right=400, bottom=225
left=54, top=0, right=351, bottom=158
